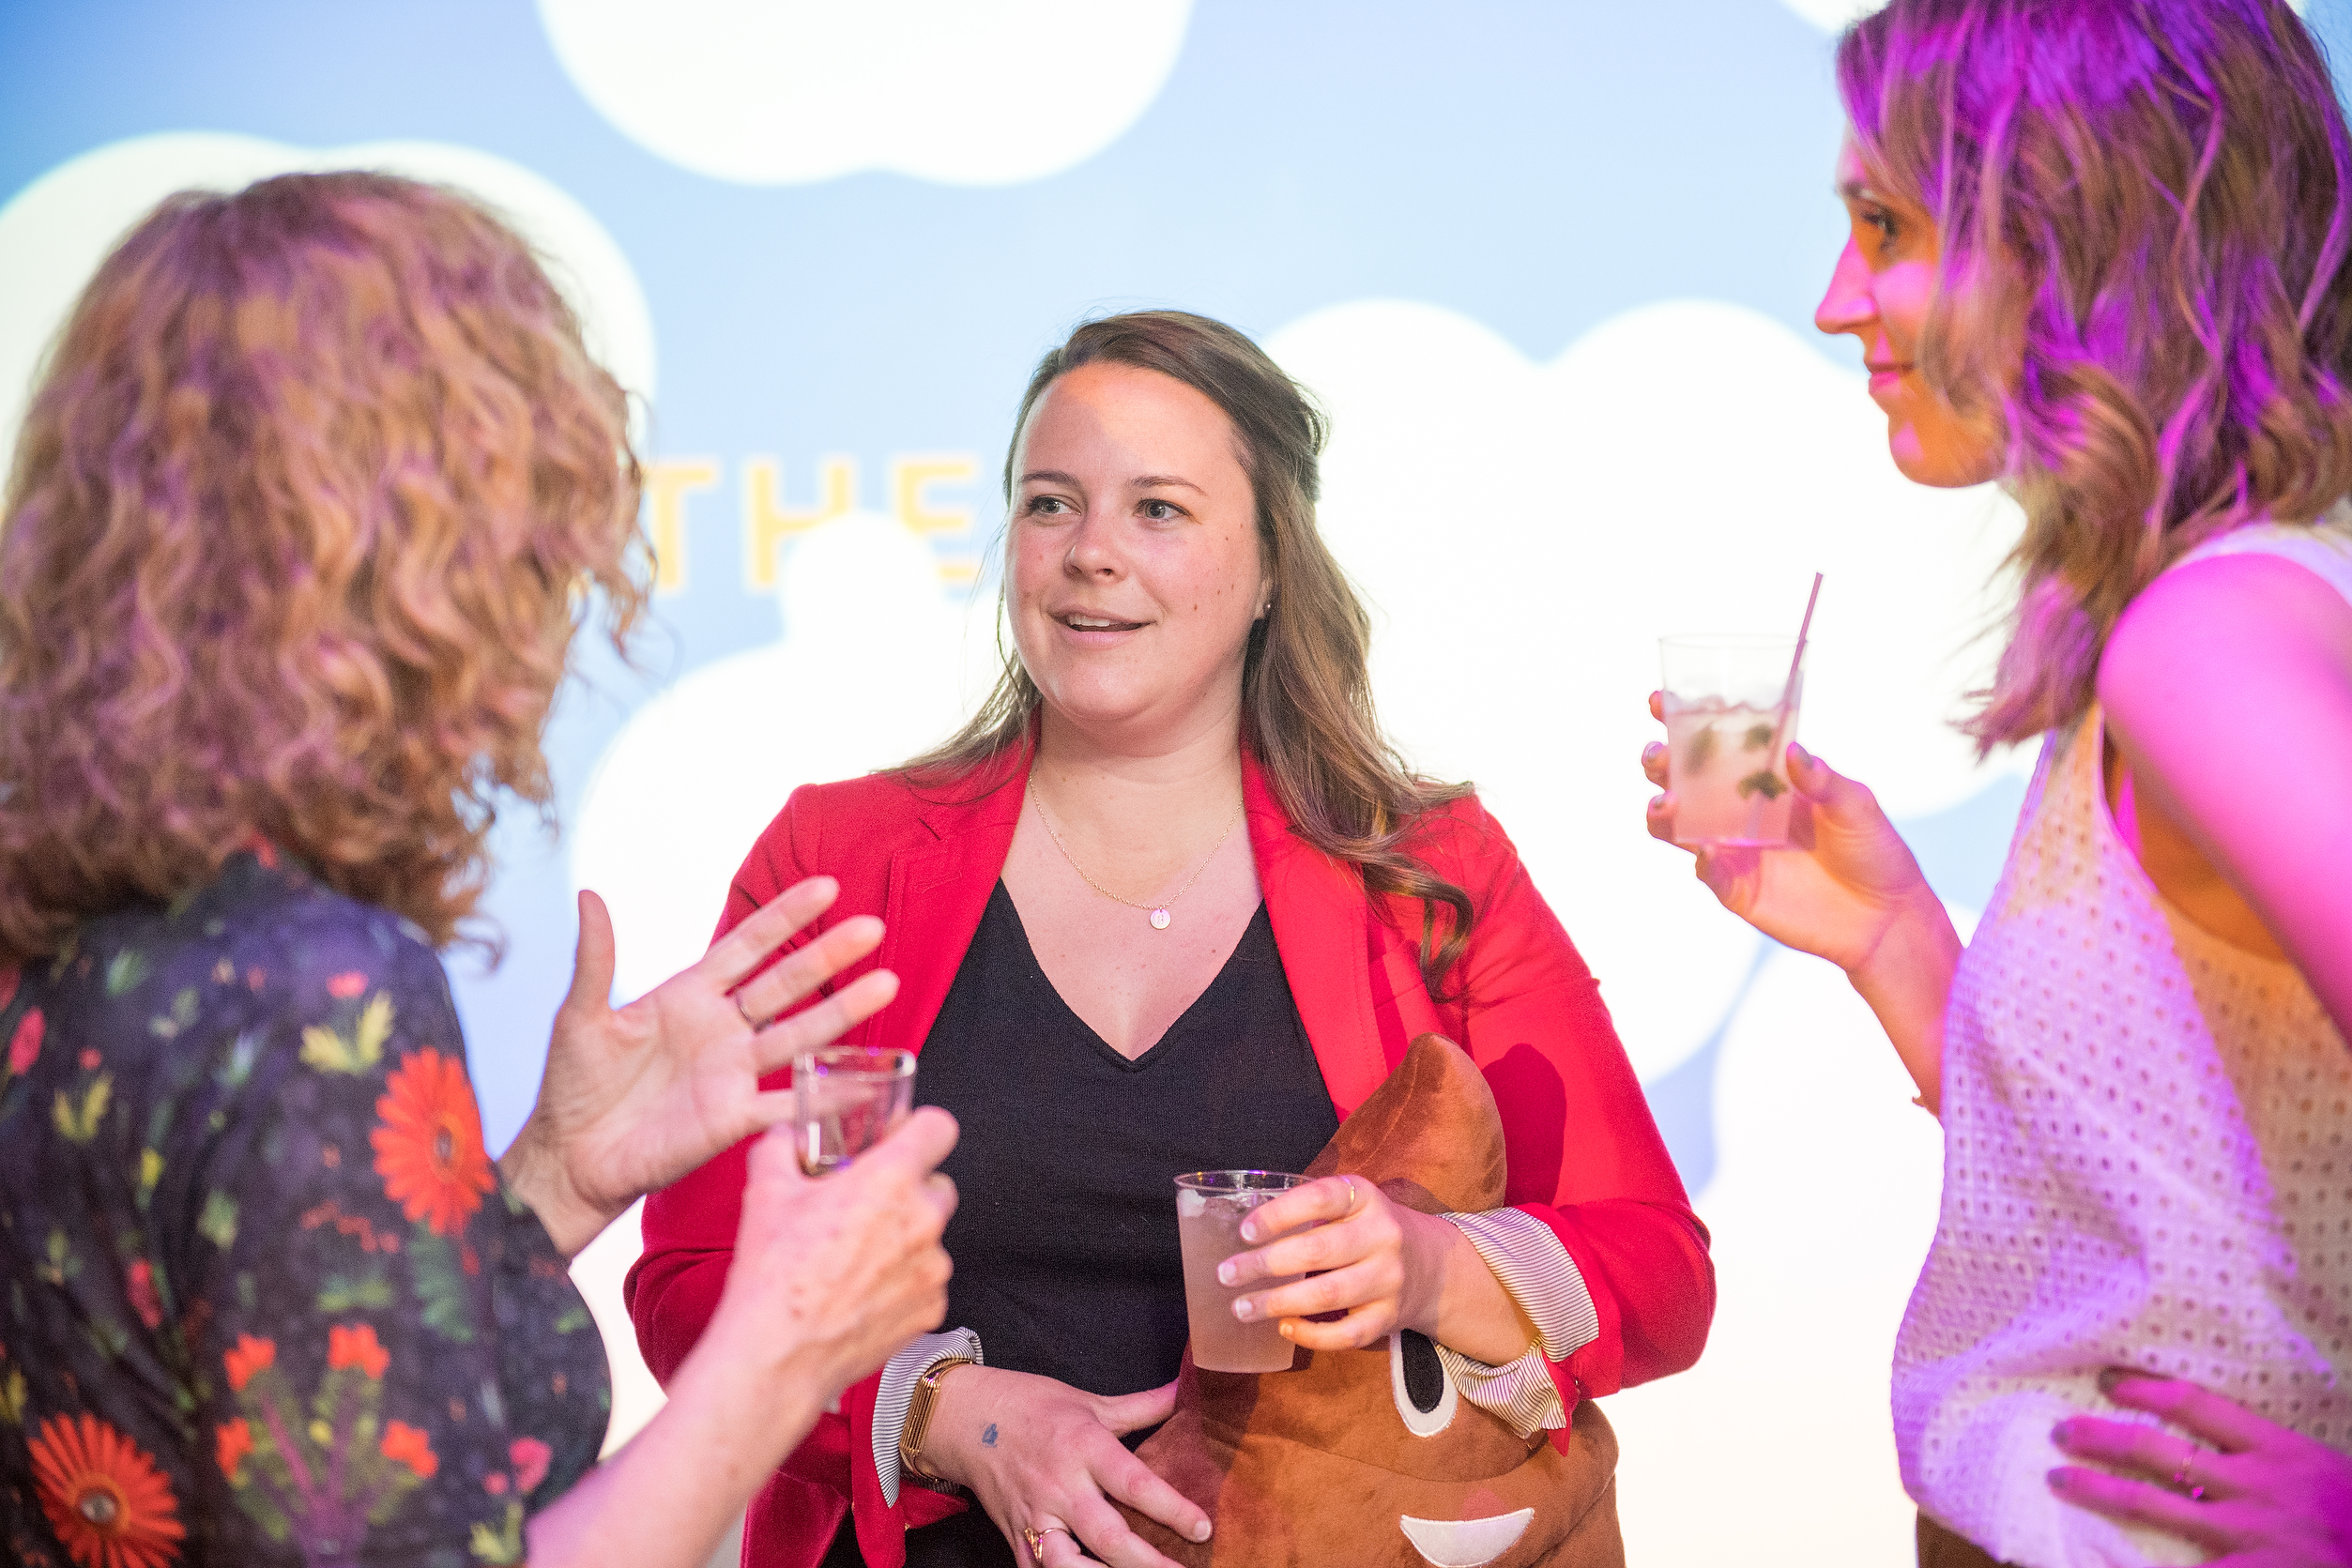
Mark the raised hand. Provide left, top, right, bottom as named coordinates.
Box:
left=1642, top=693, right=1937, bottom=966
left=1640, top=693, right=1962, bottom=1107
left=2050, top=1370, right=2352, bottom=1566
left=501, top=876, right=901, bottom=1256
left=924, top=1368, right=1210, bottom=1568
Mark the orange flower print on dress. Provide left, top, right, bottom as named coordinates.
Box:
left=213, top=1420, right=252, bottom=1482
left=370, top=1049, right=494, bottom=1236
left=326, top=971, right=368, bottom=1000
left=221, top=1334, right=275, bottom=1393
left=379, top=1420, right=438, bottom=1479
left=26, top=1412, right=187, bottom=1568
left=326, top=1323, right=389, bottom=1379
left=9, top=1007, right=42, bottom=1075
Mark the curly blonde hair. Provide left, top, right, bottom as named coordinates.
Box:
left=1839, top=0, right=2352, bottom=745
left=0, top=171, right=648, bottom=959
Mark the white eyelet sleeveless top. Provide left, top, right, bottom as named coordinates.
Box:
left=1891, top=510, right=2352, bottom=1568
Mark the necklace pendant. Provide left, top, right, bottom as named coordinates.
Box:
left=1149, top=908, right=1172, bottom=930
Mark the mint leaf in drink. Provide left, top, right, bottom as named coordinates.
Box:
left=1737, top=769, right=1786, bottom=800
left=1685, top=726, right=1717, bottom=773
left=1744, top=723, right=1775, bottom=751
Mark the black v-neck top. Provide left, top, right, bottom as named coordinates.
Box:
left=916, top=881, right=1340, bottom=1402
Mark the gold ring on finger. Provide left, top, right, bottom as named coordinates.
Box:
left=1342, top=1176, right=1359, bottom=1213
left=2171, top=1443, right=2205, bottom=1500
left=1022, top=1524, right=1070, bottom=1562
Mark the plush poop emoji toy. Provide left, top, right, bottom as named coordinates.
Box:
left=1116, top=1033, right=1622, bottom=1568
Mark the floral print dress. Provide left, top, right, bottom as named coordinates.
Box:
left=0, top=852, right=610, bottom=1568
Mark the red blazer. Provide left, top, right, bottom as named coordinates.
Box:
left=627, top=746, right=1712, bottom=1568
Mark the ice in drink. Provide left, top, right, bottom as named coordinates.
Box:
left=1658, top=633, right=1804, bottom=849
left=1175, top=1171, right=1308, bottom=1373
left=1661, top=694, right=1796, bottom=847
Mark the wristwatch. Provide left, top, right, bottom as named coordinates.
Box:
left=899, top=1354, right=976, bottom=1484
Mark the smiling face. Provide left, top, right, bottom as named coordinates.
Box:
left=1817, top=135, right=2005, bottom=489
left=1007, top=361, right=1273, bottom=750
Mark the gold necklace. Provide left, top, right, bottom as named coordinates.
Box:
left=1029, top=787, right=1244, bottom=930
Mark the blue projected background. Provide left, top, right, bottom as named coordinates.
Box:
left=6, top=3, right=2346, bottom=1559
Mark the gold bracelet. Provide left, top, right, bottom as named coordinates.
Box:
left=899, top=1356, right=975, bottom=1482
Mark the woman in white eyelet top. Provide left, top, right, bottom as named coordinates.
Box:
left=1637, top=2, right=2352, bottom=1564
left=1892, top=513, right=2352, bottom=1567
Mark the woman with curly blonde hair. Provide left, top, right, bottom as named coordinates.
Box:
left=1644, top=2, right=2352, bottom=1564
left=0, top=170, right=959, bottom=1568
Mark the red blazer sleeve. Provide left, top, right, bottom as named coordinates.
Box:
left=1417, top=799, right=1714, bottom=1404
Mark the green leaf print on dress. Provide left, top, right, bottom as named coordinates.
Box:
left=300, top=993, right=393, bottom=1076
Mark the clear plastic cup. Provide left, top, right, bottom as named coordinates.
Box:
left=1659, top=634, right=1804, bottom=849
left=1174, top=1170, right=1310, bottom=1373
left=790, top=1047, right=915, bottom=1175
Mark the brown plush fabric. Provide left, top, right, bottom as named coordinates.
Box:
left=1116, top=1034, right=1624, bottom=1567
left=1916, top=1514, right=2018, bottom=1568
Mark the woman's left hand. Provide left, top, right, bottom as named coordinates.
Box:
left=1218, top=1176, right=1517, bottom=1360
left=501, top=876, right=901, bottom=1256
left=2049, top=1369, right=2352, bottom=1565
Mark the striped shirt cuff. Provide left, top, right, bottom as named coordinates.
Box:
left=873, top=1327, right=985, bottom=1506
left=1435, top=1207, right=1599, bottom=1439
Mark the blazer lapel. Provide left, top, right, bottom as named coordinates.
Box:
left=865, top=751, right=1030, bottom=1059
left=1244, top=755, right=1389, bottom=1119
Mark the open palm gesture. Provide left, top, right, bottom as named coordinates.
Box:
left=499, top=875, right=899, bottom=1256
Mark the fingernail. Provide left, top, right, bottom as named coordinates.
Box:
left=1642, top=742, right=1663, bottom=761
left=2050, top=1420, right=2072, bottom=1447
left=1194, top=1522, right=1214, bottom=1543
left=1276, top=1320, right=1294, bottom=1339
left=1788, top=743, right=1812, bottom=770
left=2096, top=1367, right=2135, bottom=1398
left=1231, top=1299, right=1254, bottom=1321
left=1216, top=1261, right=1237, bottom=1286
left=1239, top=1219, right=1259, bottom=1242
left=2047, top=1468, right=2072, bottom=1492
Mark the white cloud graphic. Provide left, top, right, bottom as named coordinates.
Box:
left=537, top=0, right=1194, bottom=186
left=1265, top=297, right=2024, bottom=1081
left=1604, top=944, right=1947, bottom=1560
left=0, top=132, right=655, bottom=480
left=1779, top=0, right=1882, bottom=26
left=573, top=511, right=1005, bottom=1005
left=568, top=510, right=1003, bottom=1447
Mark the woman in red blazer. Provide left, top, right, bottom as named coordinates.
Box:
left=629, top=312, right=1713, bottom=1568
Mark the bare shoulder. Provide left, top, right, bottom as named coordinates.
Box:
left=2100, top=551, right=2352, bottom=720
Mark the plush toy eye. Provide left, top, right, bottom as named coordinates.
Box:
left=1389, top=1330, right=1459, bottom=1437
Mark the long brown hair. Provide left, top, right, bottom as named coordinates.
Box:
left=0, top=171, right=649, bottom=960
left=1839, top=0, right=2352, bottom=747
left=911, top=311, right=1477, bottom=992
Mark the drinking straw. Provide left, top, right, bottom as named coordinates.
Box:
left=1743, top=571, right=1825, bottom=842
left=1779, top=571, right=1825, bottom=720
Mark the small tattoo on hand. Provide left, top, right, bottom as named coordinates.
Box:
left=982, top=1423, right=998, bottom=1448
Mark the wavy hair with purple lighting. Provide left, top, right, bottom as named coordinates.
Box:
left=1839, top=0, right=2352, bottom=745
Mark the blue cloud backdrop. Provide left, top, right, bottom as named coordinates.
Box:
left=7, top=3, right=2347, bottom=1559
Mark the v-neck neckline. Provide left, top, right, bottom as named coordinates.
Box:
left=989, top=880, right=1270, bottom=1072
